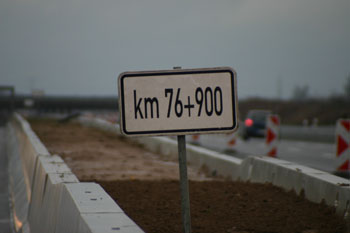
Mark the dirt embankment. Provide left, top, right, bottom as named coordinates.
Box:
left=29, top=118, right=347, bottom=233
left=29, top=118, right=209, bottom=181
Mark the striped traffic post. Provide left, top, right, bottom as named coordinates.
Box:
left=226, top=132, right=237, bottom=151
left=335, top=119, right=350, bottom=172
left=189, top=135, right=200, bottom=145
left=265, top=114, right=280, bottom=157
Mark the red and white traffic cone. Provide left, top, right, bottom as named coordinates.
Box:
left=335, top=119, right=350, bottom=172
left=265, top=114, right=280, bottom=157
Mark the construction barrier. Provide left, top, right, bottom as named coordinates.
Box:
left=189, top=135, right=200, bottom=145
left=6, top=113, right=143, bottom=233
left=226, top=131, right=237, bottom=151
left=266, top=114, right=280, bottom=157
left=335, top=119, right=350, bottom=172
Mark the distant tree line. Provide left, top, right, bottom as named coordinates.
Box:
left=291, top=73, right=350, bottom=101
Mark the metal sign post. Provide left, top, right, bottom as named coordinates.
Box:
left=174, top=66, right=191, bottom=233
left=177, top=135, right=191, bottom=233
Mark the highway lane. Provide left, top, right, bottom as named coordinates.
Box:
left=234, top=138, right=336, bottom=173
left=186, top=134, right=338, bottom=174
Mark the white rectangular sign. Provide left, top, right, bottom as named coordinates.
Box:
left=118, top=67, right=237, bottom=136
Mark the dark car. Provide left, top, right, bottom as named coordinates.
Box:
left=242, top=110, right=271, bottom=140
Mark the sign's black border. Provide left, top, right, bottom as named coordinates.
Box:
left=118, top=67, right=237, bottom=136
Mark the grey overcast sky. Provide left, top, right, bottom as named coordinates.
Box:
left=0, top=0, right=349, bottom=99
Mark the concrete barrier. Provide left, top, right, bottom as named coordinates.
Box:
left=6, top=113, right=144, bottom=233
left=238, top=156, right=350, bottom=216
left=55, top=183, right=138, bottom=233
left=136, top=136, right=243, bottom=179
left=79, top=116, right=350, bottom=221
left=6, top=121, right=31, bottom=233
left=28, top=155, right=78, bottom=233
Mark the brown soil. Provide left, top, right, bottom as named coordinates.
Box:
left=29, top=118, right=209, bottom=181
left=29, top=118, right=347, bottom=233
left=97, top=180, right=345, bottom=233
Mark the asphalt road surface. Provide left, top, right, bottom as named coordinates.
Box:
left=187, top=134, right=337, bottom=174
left=235, top=138, right=335, bottom=173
